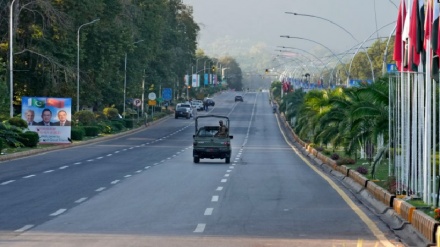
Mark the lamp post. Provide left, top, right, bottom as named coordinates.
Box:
left=285, top=12, right=358, bottom=41
left=123, top=39, right=145, bottom=118
left=280, top=35, right=349, bottom=78
left=285, top=12, right=375, bottom=84
left=9, top=0, right=17, bottom=118
left=77, top=18, right=99, bottom=112
left=276, top=50, right=321, bottom=78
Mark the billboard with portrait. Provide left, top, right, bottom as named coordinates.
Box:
left=21, top=97, right=72, bottom=144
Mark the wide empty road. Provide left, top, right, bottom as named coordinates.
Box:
left=0, top=91, right=400, bottom=247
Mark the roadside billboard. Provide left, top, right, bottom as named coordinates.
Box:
left=21, top=97, right=72, bottom=144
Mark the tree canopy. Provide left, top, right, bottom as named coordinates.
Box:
left=0, top=0, right=202, bottom=115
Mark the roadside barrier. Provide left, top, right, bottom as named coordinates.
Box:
left=411, top=210, right=439, bottom=243
left=393, top=199, right=416, bottom=223
left=348, top=169, right=369, bottom=188
left=366, top=181, right=395, bottom=208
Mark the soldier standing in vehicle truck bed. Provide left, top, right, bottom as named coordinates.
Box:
left=216, top=120, right=228, bottom=137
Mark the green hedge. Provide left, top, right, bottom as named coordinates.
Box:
left=73, top=111, right=96, bottom=126
left=83, top=126, right=100, bottom=137
left=8, top=117, right=28, bottom=128
left=111, top=121, right=124, bottom=131
left=18, top=131, right=40, bottom=147
left=71, top=127, right=85, bottom=140
left=123, top=119, right=134, bottom=128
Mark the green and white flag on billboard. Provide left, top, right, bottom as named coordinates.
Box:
left=28, top=98, right=45, bottom=108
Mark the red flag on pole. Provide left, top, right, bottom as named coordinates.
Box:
left=393, top=0, right=407, bottom=71
left=408, top=0, right=425, bottom=72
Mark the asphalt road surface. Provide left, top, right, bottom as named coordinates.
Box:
left=0, top=91, right=404, bottom=247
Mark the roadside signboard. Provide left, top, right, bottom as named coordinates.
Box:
left=21, top=97, right=72, bottom=144
left=387, top=63, right=397, bottom=73
left=162, top=88, right=172, bottom=100
left=133, top=98, right=142, bottom=107
left=148, top=92, right=156, bottom=100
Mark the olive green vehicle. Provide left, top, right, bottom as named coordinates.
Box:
left=193, top=115, right=233, bottom=164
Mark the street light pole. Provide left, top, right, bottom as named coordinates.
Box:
left=77, top=18, right=99, bottom=112
left=285, top=12, right=375, bottom=84
left=9, top=0, right=17, bottom=118
left=285, top=12, right=358, bottom=41
left=123, top=39, right=144, bottom=118
left=277, top=46, right=331, bottom=84
left=280, top=35, right=349, bottom=77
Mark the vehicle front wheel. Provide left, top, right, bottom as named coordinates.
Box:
left=225, top=157, right=230, bottom=164
left=194, top=157, right=200, bottom=163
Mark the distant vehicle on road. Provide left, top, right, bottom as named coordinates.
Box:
left=176, top=103, right=193, bottom=117
left=203, top=98, right=215, bottom=106
left=191, top=100, right=204, bottom=111
left=175, top=107, right=191, bottom=119
left=235, top=95, right=243, bottom=102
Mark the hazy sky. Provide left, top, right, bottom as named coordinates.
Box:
left=182, top=0, right=399, bottom=56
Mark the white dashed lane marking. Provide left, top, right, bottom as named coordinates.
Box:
left=44, top=170, right=54, bottom=173
left=193, top=223, right=206, bottom=233
left=95, top=187, right=106, bottom=192
left=1, top=180, right=15, bottom=185
left=211, top=196, right=219, bottom=202
left=23, top=175, right=35, bottom=179
left=15, top=225, right=34, bottom=232
left=75, top=197, right=87, bottom=203
left=221, top=179, right=227, bottom=183
left=204, top=208, right=214, bottom=215
left=111, top=180, right=120, bottom=184
left=50, top=209, right=67, bottom=216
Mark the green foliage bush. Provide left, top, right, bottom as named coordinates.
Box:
left=111, top=121, right=124, bottom=131
left=8, top=117, right=28, bottom=128
left=103, top=107, right=120, bottom=120
left=97, top=122, right=113, bottom=134
left=18, top=131, right=39, bottom=147
left=0, top=138, right=3, bottom=153
left=0, top=123, right=23, bottom=147
left=94, top=112, right=107, bottom=122
left=123, top=119, right=134, bottom=128
left=73, top=111, right=96, bottom=126
left=83, top=126, right=100, bottom=137
left=331, top=153, right=340, bottom=160
left=356, top=166, right=369, bottom=175
left=71, top=127, right=85, bottom=140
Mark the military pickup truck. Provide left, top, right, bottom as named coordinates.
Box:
left=193, top=115, right=233, bottom=164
